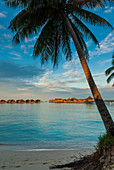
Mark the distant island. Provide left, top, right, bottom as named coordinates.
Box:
left=49, top=96, right=93, bottom=103
left=0, top=99, right=41, bottom=104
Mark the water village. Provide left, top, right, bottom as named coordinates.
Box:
left=0, top=96, right=93, bottom=104
left=1, top=97, right=114, bottom=104
left=0, top=99, right=41, bottom=104
left=49, top=96, right=93, bottom=103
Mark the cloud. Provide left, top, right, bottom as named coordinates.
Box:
left=28, top=45, right=34, bottom=48
left=104, top=7, right=114, bottom=13
left=2, top=33, right=11, bottom=39
left=0, top=25, right=6, bottom=29
left=1, top=44, right=13, bottom=49
left=1, top=10, right=8, bottom=14
left=93, top=72, right=104, bottom=77
left=0, top=60, right=46, bottom=79
left=63, top=57, right=80, bottom=69
left=24, top=36, right=38, bottom=43
left=0, top=59, right=112, bottom=100
left=25, top=54, right=108, bottom=95
left=9, top=51, right=22, bottom=59
left=25, top=56, right=85, bottom=93
left=20, top=44, right=35, bottom=54
left=98, top=58, right=112, bottom=65
left=27, top=70, right=53, bottom=88
left=26, top=63, right=87, bottom=93
left=20, top=45, right=28, bottom=54
left=0, top=12, right=6, bottom=18
left=17, top=88, right=30, bottom=91
left=86, top=40, right=93, bottom=47
left=98, top=85, right=114, bottom=100
left=90, top=31, right=114, bottom=57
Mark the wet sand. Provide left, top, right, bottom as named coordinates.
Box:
left=0, top=149, right=94, bottom=170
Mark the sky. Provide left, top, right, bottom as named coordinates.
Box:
left=0, top=1, right=114, bottom=101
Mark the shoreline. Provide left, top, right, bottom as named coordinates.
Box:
left=0, top=141, right=96, bottom=152
left=0, top=149, right=94, bottom=170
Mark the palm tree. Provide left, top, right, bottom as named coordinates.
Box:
left=105, top=54, right=114, bottom=86
left=4, top=0, right=114, bottom=135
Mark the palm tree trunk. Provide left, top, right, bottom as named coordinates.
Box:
left=61, top=11, right=114, bottom=136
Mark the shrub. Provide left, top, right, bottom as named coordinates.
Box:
left=96, top=133, right=114, bottom=151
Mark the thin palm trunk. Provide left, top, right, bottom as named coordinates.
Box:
left=61, top=10, right=114, bottom=136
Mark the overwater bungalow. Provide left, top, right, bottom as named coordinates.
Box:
left=35, top=99, right=41, bottom=103
left=31, top=99, right=35, bottom=103
left=63, top=99, right=67, bottom=103
left=20, top=99, right=25, bottom=103
left=71, top=97, right=78, bottom=102
left=25, top=99, right=31, bottom=103
left=66, top=98, right=71, bottom=102
left=7, top=99, right=15, bottom=103
left=86, top=96, right=93, bottom=102
left=16, top=100, right=21, bottom=103
left=16, top=99, right=25, bottom=103
left=11, top=99, right=15, bottom=103
left=7, top=100, right=11, bottom=103
left=78, top=99, right=86, bottom=103
left=0, top=99, right=42, bottom=104
left=25, top=99, right=35, bottom=103
left=0, top=100, right=6, bottom=103
left=54, top=98, right=63, bottom=103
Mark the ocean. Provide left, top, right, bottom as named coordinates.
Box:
left=0, top=102, right=114, bottom=151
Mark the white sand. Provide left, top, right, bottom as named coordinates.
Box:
left=0, top=149, right=94, bottom=170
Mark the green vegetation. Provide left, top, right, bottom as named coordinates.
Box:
left=96, top=133, right=114, bottom=151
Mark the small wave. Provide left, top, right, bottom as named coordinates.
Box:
left=23, top=148, right=82, bottom=152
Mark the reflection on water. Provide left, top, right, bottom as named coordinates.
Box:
left=0, top=103, right=113, bottom=150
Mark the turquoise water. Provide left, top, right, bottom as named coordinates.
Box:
left=0, top=103, right=114, bottom=151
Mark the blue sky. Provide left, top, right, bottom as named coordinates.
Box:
left=0, top=1, right=114, bottom=100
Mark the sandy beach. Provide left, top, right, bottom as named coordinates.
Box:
left=0, top=149, right=94, bottom=170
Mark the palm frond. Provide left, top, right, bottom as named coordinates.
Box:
left=73, top=8, right=113, bottom=29
left=67, top=0, right=112, bottom=9
left=5, top=0, right=113, bottom=68
left=78, top=0, right=105, bottom=8
left=3, top=0, right=29, bottom=7
left=107, top=72, right=114, bottom=83
left=9, top=6, right=54, bottom=32
left=61, top=20, right=72, bottom=61
left=33, top=18, right=62, bottom=66
left=71, top=14, right=99, bottom=46
left=33, top=19, right=55, bottom=57
left=105, top=66, right=114, bottom=76
left=9, top=7, right=56, bottom=45
left=12, top=23, right=37, bottom=44
left=52, top=23, right=61, bottom=67
left=112, top=54, right=114, bottom=65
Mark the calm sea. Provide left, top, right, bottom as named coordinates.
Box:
left=0, top=102, right=114, bottom=151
